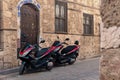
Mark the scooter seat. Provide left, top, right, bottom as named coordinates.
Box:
left=35, top=48, right=49, bottom=57
left=61, top=45, right=77, bottom=54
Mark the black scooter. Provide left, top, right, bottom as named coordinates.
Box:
left=19, top=38, right=54, bottom=75
left=51, top=37, right=80, bottom=65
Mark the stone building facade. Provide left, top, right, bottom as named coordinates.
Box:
left=0, top=0, right=101, bottom=70
left=100, top=0, right=120, bottom=80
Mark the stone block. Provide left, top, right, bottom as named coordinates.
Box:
left=100, top=48, right=120, bottom=80
left=101, top=26, right=120, bottom=49
left=2, top=1, right=8, bottom=11
left=0, top=56, right=3, bottom=62
left=3, top=62, right=12, bottom=69
left=0, top=62, right=3, bottom=69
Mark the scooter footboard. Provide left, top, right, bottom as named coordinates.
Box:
left=30, top=57, right=52, bottom=68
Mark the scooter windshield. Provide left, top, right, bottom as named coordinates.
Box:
left=52, top=41, right=60, bottom=46
left=21, top=43, right=31, bottom=52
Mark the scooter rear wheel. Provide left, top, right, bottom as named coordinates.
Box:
left=68, top=58, right=76, bottom=65
left=46, top=61, right=54, bottom=71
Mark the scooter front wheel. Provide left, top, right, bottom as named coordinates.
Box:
left=19, top=62, right=26, bottom=75
left=68, top=58, right=76, bottom=65
left=46, top=61, right=54, bottom=71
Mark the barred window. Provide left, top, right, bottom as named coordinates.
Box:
left=55, top=1, right=67, bottom=33
left=83, top=13, right=94, bottom=35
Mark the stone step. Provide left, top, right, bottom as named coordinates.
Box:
left=0, top=67, right=19, bottom=75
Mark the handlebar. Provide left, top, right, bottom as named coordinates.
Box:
left=62, top=42, right=68, bottom=45
left=56, top=42, right=68, bottom=46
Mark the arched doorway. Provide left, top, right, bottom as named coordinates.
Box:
left=20, top=4, right=39, bottom=45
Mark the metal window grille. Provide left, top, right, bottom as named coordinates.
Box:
left=55, top=1, right=67, bottom=33
left=83, top=13, right=94, bottom=35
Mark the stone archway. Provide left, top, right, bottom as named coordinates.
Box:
left=17, top=0, right=40, bottom=48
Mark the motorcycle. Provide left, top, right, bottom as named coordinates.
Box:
left=19, top=37, right=54, bottom=75
left=51, top=37, right=80, bottom=65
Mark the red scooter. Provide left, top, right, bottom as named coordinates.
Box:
left=51, top=37, right=80, bottom=65
left=19, top=34, right=56, bottom=75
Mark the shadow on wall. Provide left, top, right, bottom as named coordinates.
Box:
left=0, top=1, right=3, bottom=49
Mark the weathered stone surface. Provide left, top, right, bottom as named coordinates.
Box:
left=3, top=62, right=13, bottom=69
left=101, top=25, right=120, bottom=49
left=42, top=33, right=100, bottom=59
left=0, top=62, right=3, bottom=69
left=0, top=52, right=4, bottom=69
left=101, top=0, right=120, bottom=28
left=100, top=49, right=120, bottom=80
left=100, top=0, right=120, bottom=80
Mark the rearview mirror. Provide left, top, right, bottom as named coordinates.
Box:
left=40, top=40, right=45, bottom=43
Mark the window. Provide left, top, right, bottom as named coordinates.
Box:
left=83, top=13, right=94, bottom=35
left=55, top=1, right=67, bottom=33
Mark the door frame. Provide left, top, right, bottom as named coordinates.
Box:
left=20, top=4, right=39, bottom=45
left=17, top=0, right=40, bottom=48
left=17, top=0, right=40, bottom=57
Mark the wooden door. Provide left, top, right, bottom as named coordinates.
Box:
left=20, top=4, right=39, bottom=45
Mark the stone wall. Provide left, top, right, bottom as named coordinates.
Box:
left=100, top=49, right=120, bottom=80
left=100, top=0, right=120, bottom=49
left=42, top=0, right=101, bottom=59
left=100, top=0, right=120, bottom=80
left=101, top=25, right=120, bottom=49
left=0, top=0, right=3, bottom=49
left=101, top=0, right=120, bottom=28
left=0, top=0, right=19, bottom=70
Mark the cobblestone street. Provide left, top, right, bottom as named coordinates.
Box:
left=1, top=58, right=100, bottom=80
